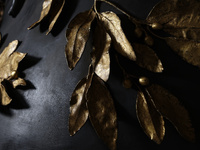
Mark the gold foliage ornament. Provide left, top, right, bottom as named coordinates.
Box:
left=65, top=0, right=198, bottom=149
left=28, top=0, right=65, bottom=35
left=0, top=39, right=26, bottom=106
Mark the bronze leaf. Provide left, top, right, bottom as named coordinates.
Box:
left=166, top=37, right=200, bottom=68
left=12, top=78, right=26, bottom=88
left=136, top=91, right=165, bottom=144
left=99, top=11, right=136, bottom=61
left=69, top=77, right=89, bottom=136
left=147, top=84, right=195, bottom=142
left=92, top=23, right=111, bottom=82
left=87, top=74, right=117, bottom=150
left=65, top=9, right=96, bottom=70
left=0, top=40, right=26, bottom=105
left=28, top=0, right=65, bottom=34
left=146, top=0, right=200, bottom=41
left=133, top=43, right=163, bottom=72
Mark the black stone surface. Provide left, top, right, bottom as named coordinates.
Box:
left=0, top=0, right=200, bottom=150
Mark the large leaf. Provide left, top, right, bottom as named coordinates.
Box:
left=65, top=9, right=96, bottom=70
left=166, top=37, right=200, bottom=68
left=92, top=23, right=111, bottom=82
left=87, top=74, right=117, bottom=150
left=0, top=40, right=26, bottom=105
left=133, top=43, right=163, bottom=72
left=147, top=84, right=195, bottom=142
left=146, top=0, right=200, bottom=41
left=99, top=11, right=136, bottom=61
left=69, top=78, right=89, bottom=136
left=136, top=91, right=165, bottom=144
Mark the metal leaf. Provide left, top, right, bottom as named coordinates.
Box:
left=146, top=0, right=200, bottom=41
left=147, top=84, right=195, bottom=142
left=166, top=37, right=200, bottom=68
left=87, top=74, right=117, bottom=150
left=28, top=0, right=65, bottom=34
left=136, top=91, right=165, bottom=144
left=0, top=40, right=26, bottom=105
left=133, top=43, right=163, bottom=72
left=65, top=9, right=96, bottom=70
left=12, top=78, right=26, bottom=88
left=69, top=77, right=89, bottom=136
left=92, top=23, right=111, bottom=82
left=99, top=11, right=136, bottom=61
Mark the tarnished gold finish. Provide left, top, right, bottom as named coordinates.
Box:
left=0, top=1, right=4, bottom=24
left=147, top=84, right=195, bottom=142
left=151, top=23, right=163, bottom=30
left=144, top=36, right=154, bottom=46
left=69, top=78, right=89, bottom=136
left=134, top=27, right=143, bottom=38
left=92, top=23, right=111, bottom=82
left=0, top=40, right=26, bottom=105
left=139, top=77, right=150, bottom=86
left=28, top=0, right=65, bottom=34
left=134, top=43, right=163, bottom=72
left=136, top=91, right=165, bottom=144
left=166, top=37, right=200, bottom=68
left=65, top=9, right=96, bottom=70
left=99, top=11, right=136, bottom=61
left=147, top=0, right=200, bottom=41
left=87, top=74, right=117, bottom=150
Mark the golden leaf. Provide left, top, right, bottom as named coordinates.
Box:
left=146, top=0, right=200, bottom=41
left=92, top=23, right=111, bottom=82
left=99, top=11, right=136, bottom=61
left=87, top=74, right=117, bottom=150
left=12, top=78, right=26, bottom=88
left=65, top=9, right=96, bottom=70
left=0, top=40, right=26, bottom=105
left=69, top=78, right=89, bottom=136
left=133, top=43, right=163, bottom=72
left=136, top=91, right=165, bottom=144
left=166, top=37, right=200, bottom=68
left=28, top=0, right=65, bottom=34
left=147, top=84, right=195, bottom=142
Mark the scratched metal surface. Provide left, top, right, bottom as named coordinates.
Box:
left=0, top=0, right=199, bottom=150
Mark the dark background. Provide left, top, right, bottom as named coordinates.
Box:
left=0, top=0, right=200, bottom=149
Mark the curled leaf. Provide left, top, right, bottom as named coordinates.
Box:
left=133, top=43, right=163, bottom=72
left=92, top=23, right=111, bottom=82
left=166, top=37, right=200, bottom=68
left=0, top=40, right=26, bottom=105
left=12, top=78, right=26, bottom=88
left=28, top=0, right=65, bottom=34
left=136, top=91, right=165, bottom=144
left=146, top=84, right=195, bottom=142
left=65, top=9, right=96, bottom=70
left=146, top=0, right=200, bottom=41
left=87, top=74, right=117, bottom=150
left=69, top=78, right=89, bottom=136
left=99, top=11, right=136, bottom=61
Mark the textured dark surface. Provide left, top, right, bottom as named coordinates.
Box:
left=0, top=0, right=200, bottom=150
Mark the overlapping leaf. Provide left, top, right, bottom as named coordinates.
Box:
left=146, top=84, right=195, bottom=142
left=87, top=74, right=117, bottom=150
left=133, top=43, right=163, bottom=72
left=0, top=40, right=26, bottom=105
left=65, top=9, right=96, bottom=70
left=28, top=0, right=65, bottom=34
left=98, top=11, right=136, bottom=61
left=136, top=91, right=165, bottom=144
left=92, top=23, right=111, bottom=81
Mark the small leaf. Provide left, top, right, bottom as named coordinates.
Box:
left=146, top=0, right=200, bottom=41
left=166, top=37, right=200, bottom=68
left=136, top=91, right=165, bottom=144
left=0, top=40, right=26, bottom=105
left=28, top=0, right=53, bottom=29
left=87, top=74, right=117, bottom=150
left=99, top=11, right=136, bottom=61
left=65, top=9, right=96, bottom=70
left=69, top=78, right=89, bottom=136
left=147, top=84, right=195, bottom=142
left=92, top=23, right=111, bottom=82
left=12, top=78, right=26, bottom=88
left=133, top=43, right=163, bottom=72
